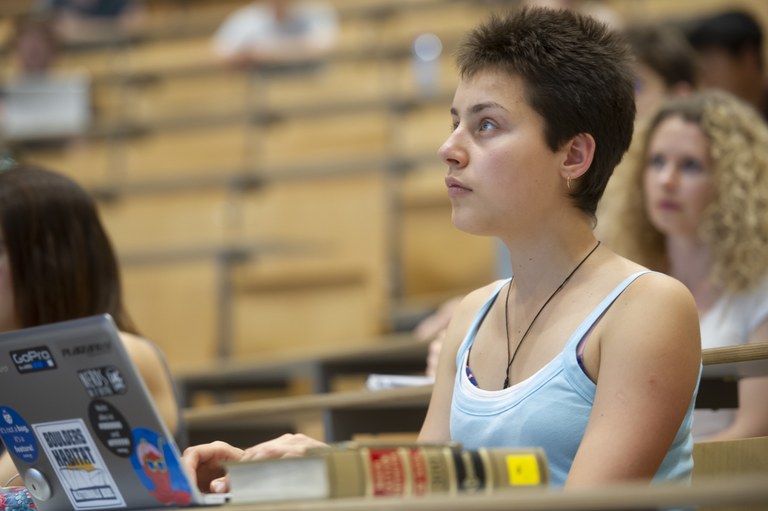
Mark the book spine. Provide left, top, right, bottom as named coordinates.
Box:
left=478, top=447, right=548, bottom=488
left=349, top=445, right=547, bottom=498
left=354, top=445, right=460, bottom=498
left=453, top=448, right=487, bottom=493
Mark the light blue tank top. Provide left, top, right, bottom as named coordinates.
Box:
left=450, top=271, right=698, bottom=487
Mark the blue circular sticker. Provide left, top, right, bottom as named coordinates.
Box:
left=0, top=406, right=38, bottom=462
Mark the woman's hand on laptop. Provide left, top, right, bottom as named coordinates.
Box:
left=241, top=433, right=329, bottom=462
left=182, top=434, right=328, bottom=493
left=182, top=441, right=244, bottom=493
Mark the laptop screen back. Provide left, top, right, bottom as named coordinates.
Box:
left=0, top=315, right=213, bottom=510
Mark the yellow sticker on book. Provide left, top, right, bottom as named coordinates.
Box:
left=505, top=454, right=541, bottom=485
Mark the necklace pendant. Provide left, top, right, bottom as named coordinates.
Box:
left=501, top=240, right=601, bottom=392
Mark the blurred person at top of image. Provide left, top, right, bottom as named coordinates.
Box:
left=0, top=164, right=182, bottom=486
left=41, top=0, right=146, bottom=44
left=1, top=14, right=59, bottom=134
left=605, top=89, right=768, bottom=441
left=1, top=13, right=91, bottom=147
left=684, top=9, right=768, bottom=122
left=212, top=0, right=338, bottom=68
left=6, top=14, right=60, bottom=77
left=623, top=22, right=698, bottom=124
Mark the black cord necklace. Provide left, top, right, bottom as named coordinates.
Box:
left=502, top=241, right=601, bottom=389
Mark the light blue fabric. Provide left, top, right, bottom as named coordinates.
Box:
left=450, top=271, right=699, bottom=487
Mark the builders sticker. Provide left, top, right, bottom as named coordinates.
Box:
left=33, top=418, right=125, bottom=509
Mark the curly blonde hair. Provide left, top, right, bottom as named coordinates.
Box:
left=605, top=90, right=768, bottom=292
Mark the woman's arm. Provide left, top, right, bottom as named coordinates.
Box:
left=120, top=333, right=180, bottom=437
left=0, top=451, right=20, bottom=487
left=567, top=273, right=701, bottom=487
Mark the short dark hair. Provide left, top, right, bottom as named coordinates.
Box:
left=624, top=23, right=698, bottom=89
left=685, top=10, right=763, bottom=68
left=0, top=164, right=137, bottom=333
left=456, top=7, right=636, bottom=217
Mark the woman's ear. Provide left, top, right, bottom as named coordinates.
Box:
left=561, top=133, right=595, bottom=180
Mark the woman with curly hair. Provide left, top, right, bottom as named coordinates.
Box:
left=605, top=89, right=768, bottom=440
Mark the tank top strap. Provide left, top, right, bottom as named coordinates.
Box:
left=564, top=270, right=653, bottom=351
left=455, top=279, right=511, bottom=367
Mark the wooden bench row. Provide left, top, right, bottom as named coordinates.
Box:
left=102, top=163, right=493, bottom=370
left=180, top=342, right=768, bottom=444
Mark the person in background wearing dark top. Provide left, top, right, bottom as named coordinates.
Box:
left=605, top=90, right=768, bottom=441
left=42, top=0, right=146, bottom=44
left=182, top=7, right=701, bottom=493
left=0, top=164, right=181, bottom=486
left=684, top=9, right=768, bottom=122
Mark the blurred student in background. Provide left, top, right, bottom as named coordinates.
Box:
left=6, top=14, right=60, bottom=76
left=1, top=13, right=92, bottom=146
left=624, top=22, right=698, bottom=123
left=212, top=0, right=338, bottom=67
left=684, top=9, right=768, bottom=122
left=0, top=164, right=181, bottom=485
left=42, top=0, right=146, bottom=44
left=605, top=90, right=768, bottom=441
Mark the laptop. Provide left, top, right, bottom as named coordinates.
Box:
left=1, top=72, right=91, bottom=141
left=0, top=314, right=228, bottom=510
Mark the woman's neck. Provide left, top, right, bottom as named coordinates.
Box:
left=503, top=222, right=598, bottom=299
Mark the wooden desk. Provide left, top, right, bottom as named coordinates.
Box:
left=701, top=342, right=768, bottom=378
left=174, top=334, right=428, bottom=406
left=184, top=384, right=432, bottom=446
left=163, top=474, right=768, bottom=510
left=183, top=343, right=768, bottom=446
left=697, top=342, right=768, bottom=409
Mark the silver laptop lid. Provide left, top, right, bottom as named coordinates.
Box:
left=1, top=72, right=90, bottom=141
left=0, top=314, right=214, bottom=510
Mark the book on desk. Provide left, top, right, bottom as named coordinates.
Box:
left=224, top=442, right=548, bottom=504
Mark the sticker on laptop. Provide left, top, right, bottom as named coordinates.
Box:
left=130, top=428, right=192, bottom=506
left=33, top=418, right=126, bottom=509
left=0, top=406, right=38, bottom=462
left=78, top=366, right=127, bottom=398
left=88, top=400, right=133, bottom=458
left=10, top=346, right=57, bottom=374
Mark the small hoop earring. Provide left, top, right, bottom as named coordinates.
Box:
left=566, top=177, right=572, bottom=192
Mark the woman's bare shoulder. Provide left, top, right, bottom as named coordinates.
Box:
left=456, top=280, right=507, bottom=316
left=118, top=332, right=164, bottom=371
left=603, top=269, right=699, bottom=350
left=442, top=280, right=507, bottom=347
